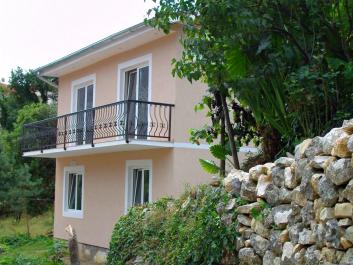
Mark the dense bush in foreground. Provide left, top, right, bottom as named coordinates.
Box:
left=108, top=185, right=238, bottom=265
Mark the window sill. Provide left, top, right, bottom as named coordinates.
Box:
left=63, top=210, right=83, bottom=219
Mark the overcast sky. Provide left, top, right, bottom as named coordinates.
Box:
left=0, top=0, right=155, bottom=82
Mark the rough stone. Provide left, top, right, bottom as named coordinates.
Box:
left=298, top=228, right=315, bottom=245
left=263, top=251, right=276, bottom=265
left=281, top=242, right=294, bottom=262
left=275, top=157, right=294, bottom=168
left=251, top=219, right=270, bottom=239
left=313, top=223, right=326, bottom=248
left=237, top=202, right=261, bottom=214
left=210, top=176, right=221, bottom=187
left=279, top=187, right=292, bottom=204
left=223, top=170, right=243, bottom=193
left=250, top=234, right=270, bottom=256
left=221, top=213, right=233, bottom=226
left=344, top=226, right=353, bottom=243
left=320, top=207, right=335, bottom=221
left=304, top=245, right=321, bottom=265
left=321, top=247, right=337, bottom=264
left=225, top=198, right=236, bottom=211
left=237, top=214, right=252, bottom=227
left=331, top=135, right=352, bottom=158
left=238, top=227, right=254, bottom=239
left=236, top=238, right=245, bottom=251
left=273, top=205, right=292, bottom=229
left=264, top=184, right=280, bottom=206
left=272, top=166, right=285, bottom=187
left=240, top=180, right=257, bottom=202
left=318, top=176, right=338, bottom=207
left=342, top=179, right=353, bottom=203
left=268, top=230, right=282, bottom=256
left=295, top=138, right=312, bottom=159
left=249, top=165, right=268, bottom=181
left=322, top=127, right=348, bottom=155
left=293, top=248, right=306, bottom=265
left=238, top=247, right=262, bottom=265
left=291, top=186, right=307, bottom=207
left=339, top=248, right=353, bottom=265
left=326, top=158, right=353, bottom=186
left=338, top=218, right=352, bottom=227
left=244, top=239, right=252, bottom=247
left=256, top=174, right=272, bottom=198
left=310, top=156, right=336, bottom=170
left=300, top=201, right=314, bottom=226
left=284, top=166, right=298, bottom=189
left=94, top=251, right=107, bottom=264
left=279, top=229, right=290, bottom=243
left=325, top=219, right=341, bottom=249
left=305, top=136, right=324, bottom=158
left=288, top=223, right=304, bottom=244
left=347, top=134, right=353, bottom=153
left=297, top=158, right=316, bottom=200
left=340, top=237, right=353, bottom=250
left=311, top=173, right=323, bottom=195
left=314, top=198, right=326, bottom=222
left=334, top=203, right=353, bottom=218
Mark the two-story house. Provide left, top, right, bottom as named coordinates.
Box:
left=21, top=22, right=250, bottom=260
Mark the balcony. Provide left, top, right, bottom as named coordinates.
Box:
left=21, top=100, right=174, bottom=158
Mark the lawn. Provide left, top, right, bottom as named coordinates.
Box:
left=0, top=211, right=67, bottom=265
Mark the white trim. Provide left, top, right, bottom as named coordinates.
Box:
left=23, top=140, right=260, bottom=158
left=117, top=54, right=152, bottom=102
left=41, top=27, right=160, bottom=77
left=63, top=165, right=84, bottom=219
left=71, top=74, right=96, bottom=113
left=124, top=159, right=152, bottom=213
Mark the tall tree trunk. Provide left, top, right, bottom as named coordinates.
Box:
left=220, top=115, right=226, bottom=177
left=220, top=93, right=240, bottom=169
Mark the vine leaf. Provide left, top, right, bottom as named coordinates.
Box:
left=199, top=159, right=220, bottom=174
left=210, top=144, right=230, bottom=160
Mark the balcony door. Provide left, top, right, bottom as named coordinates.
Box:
left=74, top=83, right=94, bottom=145
left=124, top=66, right=149, bottom=139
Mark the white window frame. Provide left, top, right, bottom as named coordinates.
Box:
left=117, top=54, right=152, bottom=102
left=124, top=160, right=152, bottom=213
left=71, top=74, right=96, bottom=113
left=63, top=165, right=85, bottom=219
left=117, top=55, right=152, bottom=140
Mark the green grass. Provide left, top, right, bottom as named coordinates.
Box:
left=0, top=211, right=53, bottom=237
left=0, top=212, right=67, bottom=265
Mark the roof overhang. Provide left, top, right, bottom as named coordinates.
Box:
left=36, top=22, right=172, bottom=77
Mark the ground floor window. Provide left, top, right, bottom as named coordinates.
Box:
left=63, top=166, right=84, bottom=218
left=126, top=160, right=152, bottom=211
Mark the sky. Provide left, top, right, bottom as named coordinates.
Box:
left=0, top=0, right=155, bottom=83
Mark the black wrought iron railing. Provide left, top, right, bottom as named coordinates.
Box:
left=21, top=100, right=174, bottom=153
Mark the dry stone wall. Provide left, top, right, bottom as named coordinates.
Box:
left=221, top=120, right=353, bottom=265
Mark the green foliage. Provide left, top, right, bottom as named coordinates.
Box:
left=147, top=0, right=353, bottom=159
left=199, top=158, right=220, bottom=174
left=0, top=234, right=65, bottom=265
left=108, top=185, right=238, bottom=265
left=0, top=103, right=56, bottom=217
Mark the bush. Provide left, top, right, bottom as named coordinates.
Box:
left=108, top=185, right=238, bottom=265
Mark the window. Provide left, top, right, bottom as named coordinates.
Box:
left=125, top=160, right=152, bottom=211
left=63, top=166, right=84, bottom=218
left=71, top=74, right=95, bottom=145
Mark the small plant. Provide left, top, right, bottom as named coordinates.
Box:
left=108, top=185, right=238, bottom=265
left=48, top=239, right=66, bottom=264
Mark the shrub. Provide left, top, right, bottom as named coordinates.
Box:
left=108, top=185, right=238, bottom=265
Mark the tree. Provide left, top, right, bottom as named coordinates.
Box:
left=147, top=0, right=353, bottom=165
left=0, top=103, right=56, bottom=217
left=0, top=67, right=57, bottom=130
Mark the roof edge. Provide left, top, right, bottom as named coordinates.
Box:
left=36, top=21, right=150, bottom=76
